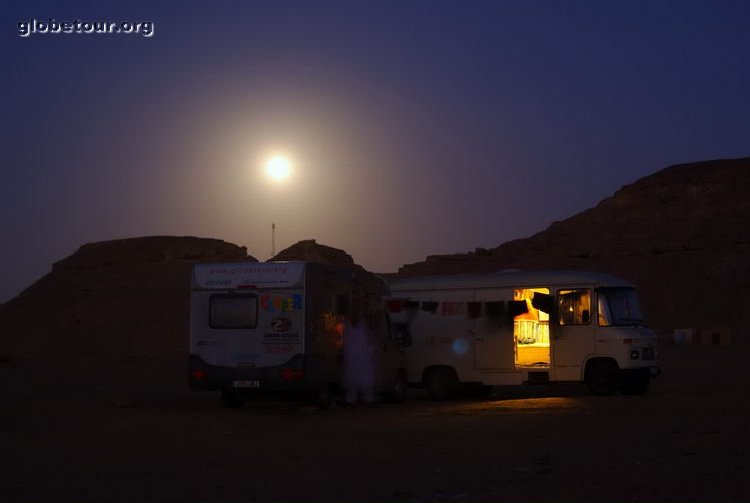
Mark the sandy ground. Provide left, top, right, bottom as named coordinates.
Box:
left=1, top=344, right=749, bottom=502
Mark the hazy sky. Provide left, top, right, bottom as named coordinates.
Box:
left=2, top=0, right=749, bottom=302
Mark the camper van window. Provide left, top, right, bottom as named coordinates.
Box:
left=597, top=288, right=645, bottom=327
left=557, top=289, right=591, bottom=325
left=209, top=294, right=258, bottom=329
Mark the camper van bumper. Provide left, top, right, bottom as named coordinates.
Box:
left=620, top=365, right=661, bottom=380
left=188, top=354, right=324, bottom=392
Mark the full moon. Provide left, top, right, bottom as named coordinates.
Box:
left=265, top=155, right=292, bottom=182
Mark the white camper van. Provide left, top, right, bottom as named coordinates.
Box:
left=189, top=261, right=407, bottom=408
left=387, top=270, right=659, bottom=398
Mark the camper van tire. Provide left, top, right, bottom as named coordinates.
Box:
left=221, top=389, right=244, bottom=409
left=424, top=366, right=461, bottom=400
left=315, top=385, right=334, bottom=410
left=585, top=359, right=620, bottom=396
left=386, top=370, right=408, bottom=403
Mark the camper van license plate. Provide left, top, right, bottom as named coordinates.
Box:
left=233, top=380, right=260, bottom=389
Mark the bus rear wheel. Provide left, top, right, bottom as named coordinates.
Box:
left=425, top=367, right=460, bottom=400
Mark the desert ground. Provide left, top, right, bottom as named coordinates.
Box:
left=2, top=342, right=749, bottom=503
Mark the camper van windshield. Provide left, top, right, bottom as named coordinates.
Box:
left=598, top=288, right=645, bottom=327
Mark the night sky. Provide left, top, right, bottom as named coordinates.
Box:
left=2, top=1, right=749, bottom=302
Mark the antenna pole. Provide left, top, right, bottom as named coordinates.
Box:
left=271, top=222, right=276, bottom=258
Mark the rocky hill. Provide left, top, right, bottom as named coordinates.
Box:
left=398, top=157, right=750, bottom=334
left=0, top=236, right=252, bottom=394
left=270, top=239, right=359, bottom=268
left=0, top=236, right=367, bottom=395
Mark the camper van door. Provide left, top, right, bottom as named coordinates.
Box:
left=552, top=288, right=596, bottom=381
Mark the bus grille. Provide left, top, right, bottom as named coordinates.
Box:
left=641, top=347, right=655, bottom=360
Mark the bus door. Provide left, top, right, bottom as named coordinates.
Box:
left=552, top=288, right=595, bottom=381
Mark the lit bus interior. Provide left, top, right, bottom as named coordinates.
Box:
left=514, top=288, right=550, bottom=367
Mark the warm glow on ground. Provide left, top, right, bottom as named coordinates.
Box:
left=406, top=396, right=587, bottom=417
left=265, top=155, right=292, bottom=182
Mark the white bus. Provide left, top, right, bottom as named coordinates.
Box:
left=387, top=270, right=660, bottom=398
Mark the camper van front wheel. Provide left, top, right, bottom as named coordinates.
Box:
left=425, top=367, right=460, bottom=400
left=585, top=360, right=620, bottom=396
left=315, top=386, right=333, bottom=410
left=386, top=370, right=408, bottom=403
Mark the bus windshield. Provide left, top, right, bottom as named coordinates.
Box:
left=597, top=288, right=645, bottom=327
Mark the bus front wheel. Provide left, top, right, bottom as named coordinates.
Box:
left=586, top=360, right=620, bottom=396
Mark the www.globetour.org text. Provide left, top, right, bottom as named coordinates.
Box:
left=18, top=18, right=154, bottom=38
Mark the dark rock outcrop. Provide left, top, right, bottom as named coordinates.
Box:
left=0, top=236, right=252, bottom=374
left=52, top=236, right=251, bottom=271
left=270, top=239, right=359, bottom=268
left=398, top=157, right=750, bottom=332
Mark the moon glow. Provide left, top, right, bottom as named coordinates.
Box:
left=265, top=155, right=292, bottom=182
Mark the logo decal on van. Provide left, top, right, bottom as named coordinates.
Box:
left=271, top=317, right=292, bottom=332
left=260, top=293, right=303, bottom=313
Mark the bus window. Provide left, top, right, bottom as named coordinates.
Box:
left=557, top=289, right=591, bottom=325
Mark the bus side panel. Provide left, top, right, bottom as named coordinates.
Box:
left=473, top=288, right=516, bottom=370
left=399, top=288, right=479, bottom=384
